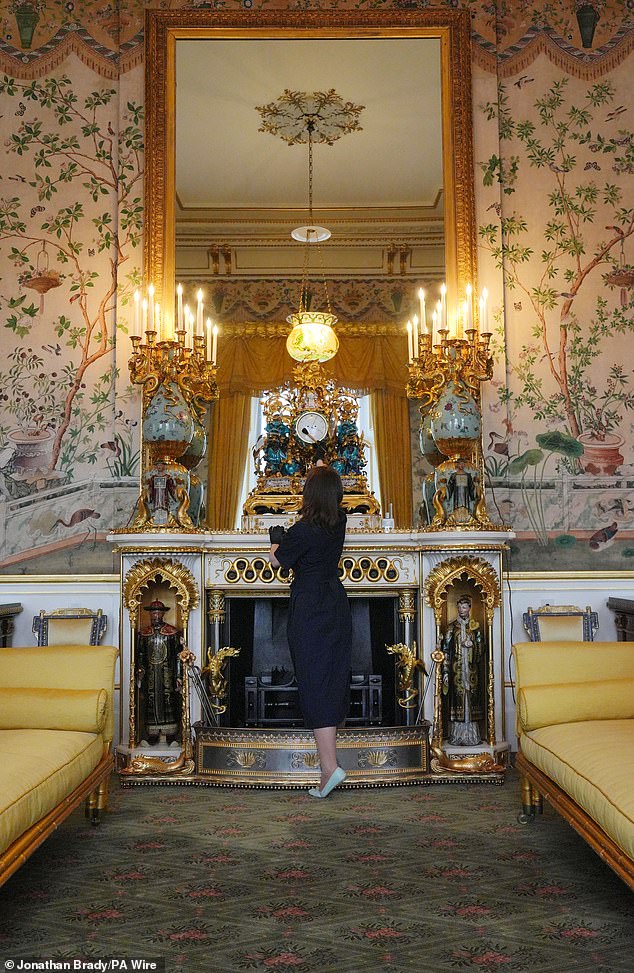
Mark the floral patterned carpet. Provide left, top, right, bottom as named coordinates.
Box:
left=0, top=772, right=632, bottom=973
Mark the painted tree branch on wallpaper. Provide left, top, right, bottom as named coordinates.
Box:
left=0, top=75, right=143, bottom=494
left=480, top=78, right=633, bottom=471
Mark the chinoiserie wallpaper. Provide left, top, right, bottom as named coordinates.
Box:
left=0, top=0, right=631, bottom=574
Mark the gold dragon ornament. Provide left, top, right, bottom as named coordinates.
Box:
left=202, top=646, right=241, bottom=715
left=385, top=642, right=426, bottom=709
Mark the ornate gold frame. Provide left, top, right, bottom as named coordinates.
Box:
left=144, top=9, right=476, bottom=309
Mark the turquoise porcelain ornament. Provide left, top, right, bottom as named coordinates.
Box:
left=135, top=382, right=196, bottom=530
left=429, top=379, right=481, bottom=462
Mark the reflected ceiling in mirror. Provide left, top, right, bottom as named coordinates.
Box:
left=175, top=38, right=443, bottom=285
left=145, top=10, right=476, bottom=312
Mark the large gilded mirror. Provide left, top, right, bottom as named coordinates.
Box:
left=144, top=9, right=476, bottom=529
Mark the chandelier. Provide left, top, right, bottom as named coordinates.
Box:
left=257, top=90, right=364, bottom=364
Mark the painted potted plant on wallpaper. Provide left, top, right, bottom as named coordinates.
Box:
left=479, top=77, right=634, bottom=556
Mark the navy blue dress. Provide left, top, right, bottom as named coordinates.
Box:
left=274, top=509, right=352, bottom=729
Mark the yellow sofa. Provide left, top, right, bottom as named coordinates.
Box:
left=513, top=641, right=634, bottom=890
left=0, top=644, right=118, bottom=886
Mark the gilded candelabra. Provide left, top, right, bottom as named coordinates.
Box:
left=129, top=328, right=218, bottom=417
left=406, top=328, right=493, bottom=410
left=405, top=289, right=501, bottom=531
left=123, top=287, right=220, bottom=532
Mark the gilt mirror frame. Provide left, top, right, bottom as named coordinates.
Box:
left=144, top=8, right=477, bottom=311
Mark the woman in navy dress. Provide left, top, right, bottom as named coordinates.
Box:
left=269, top=464, right=352, bottom=797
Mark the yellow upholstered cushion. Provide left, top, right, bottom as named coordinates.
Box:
left=519, top=680, right=634, bottom=731
left=520, top=720, right=634, bottom=862
left=513, top=642, right=634, bottom=690
left=0, top=729, right=104, bottom=857
left=0, top=687, right=107, bottom=733
left=0, top=645, right=118, bottom=742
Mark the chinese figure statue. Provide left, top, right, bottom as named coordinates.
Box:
left=440, top=595, right=485, bottom=746
left=136, top=599, right=183, bottom=745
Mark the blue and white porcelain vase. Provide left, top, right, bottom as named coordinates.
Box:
left=142, top=382, right=194, bottom=460
left=429, top=379, right=481, bottom=461
left=140, top=383, right=195, bottom=529
left=180, top=414, right=207, bottom=527
left=419, top=408, right=445, bottom=468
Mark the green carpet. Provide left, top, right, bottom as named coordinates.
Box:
left=1, top=772, right=632, bottom=972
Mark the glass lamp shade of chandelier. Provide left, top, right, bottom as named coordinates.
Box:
left=286, top=310, right=339, bottom=363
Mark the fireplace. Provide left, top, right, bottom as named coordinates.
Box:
left=211, top=595, right=399, bottom=727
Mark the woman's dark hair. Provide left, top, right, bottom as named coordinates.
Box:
left=300, top=465, right=343, bottom=530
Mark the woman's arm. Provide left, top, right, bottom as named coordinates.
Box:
left=269, top=543, right=281, bottom=567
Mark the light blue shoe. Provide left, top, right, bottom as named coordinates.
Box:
left=309, top=766, right=347, bottom=799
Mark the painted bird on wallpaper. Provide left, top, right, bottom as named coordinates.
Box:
left=51, top=508, right=101, bottom=531
left=589, top=522, right=618, bottom=551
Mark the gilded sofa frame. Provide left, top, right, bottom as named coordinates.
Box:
left=0, top=750, right=113, bottom=887
left=516, top=751, right=634, bottom=891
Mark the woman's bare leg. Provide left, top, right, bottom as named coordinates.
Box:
left=313, top=726, right=338, bottom=790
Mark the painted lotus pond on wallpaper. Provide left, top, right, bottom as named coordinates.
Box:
left=478, top=71, right=634, bottom=570
left=0, top=2, right=632, bottom=573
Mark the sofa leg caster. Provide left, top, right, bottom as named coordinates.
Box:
left=518, top=807, right=536, bottom=825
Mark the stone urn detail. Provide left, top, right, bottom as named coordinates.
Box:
left=133, top=382, right=195, bottom=530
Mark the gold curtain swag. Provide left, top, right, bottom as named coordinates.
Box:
left=206, top=325, right=412, bottom=529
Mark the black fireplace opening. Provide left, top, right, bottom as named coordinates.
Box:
left=209, top=596, right=400, bottom=727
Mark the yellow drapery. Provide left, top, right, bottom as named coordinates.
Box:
left=206, top=324, right=413, bottom=529
left=207, top=392, right=252, bottom=530
left=371, top=390, right=414, bottom=528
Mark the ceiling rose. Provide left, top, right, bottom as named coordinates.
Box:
left=256, top=89, right=365, bottom=146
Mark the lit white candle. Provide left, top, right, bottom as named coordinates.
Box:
left=155, top=301, right=161, bottom=341
left=432, top=308, right=438, bottom=345
left=418, top=287, right=426, bottom=334
left=406, top=320, right=413, bottom=363
left=141, top=297, right=148, bottom=334
left=212, top=324, right=218, bottom=366
left=466, top=284, right=473, bottom=330
left=481, top=287, right=489, bottom=331
left=133, top=289, right=140, bottom=337
left=412, top=314, right=419, bottom=359
left=206, top=317, right=212, bottom=360
left=440, top=283, right=447, bottom=331
left=148, top=284, right=155, bottom=332
left=177, top=283, right=183, bottom=331
left=197, top=289, right=204, bottom=336
left=460, top=300, right=468, bottom=339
